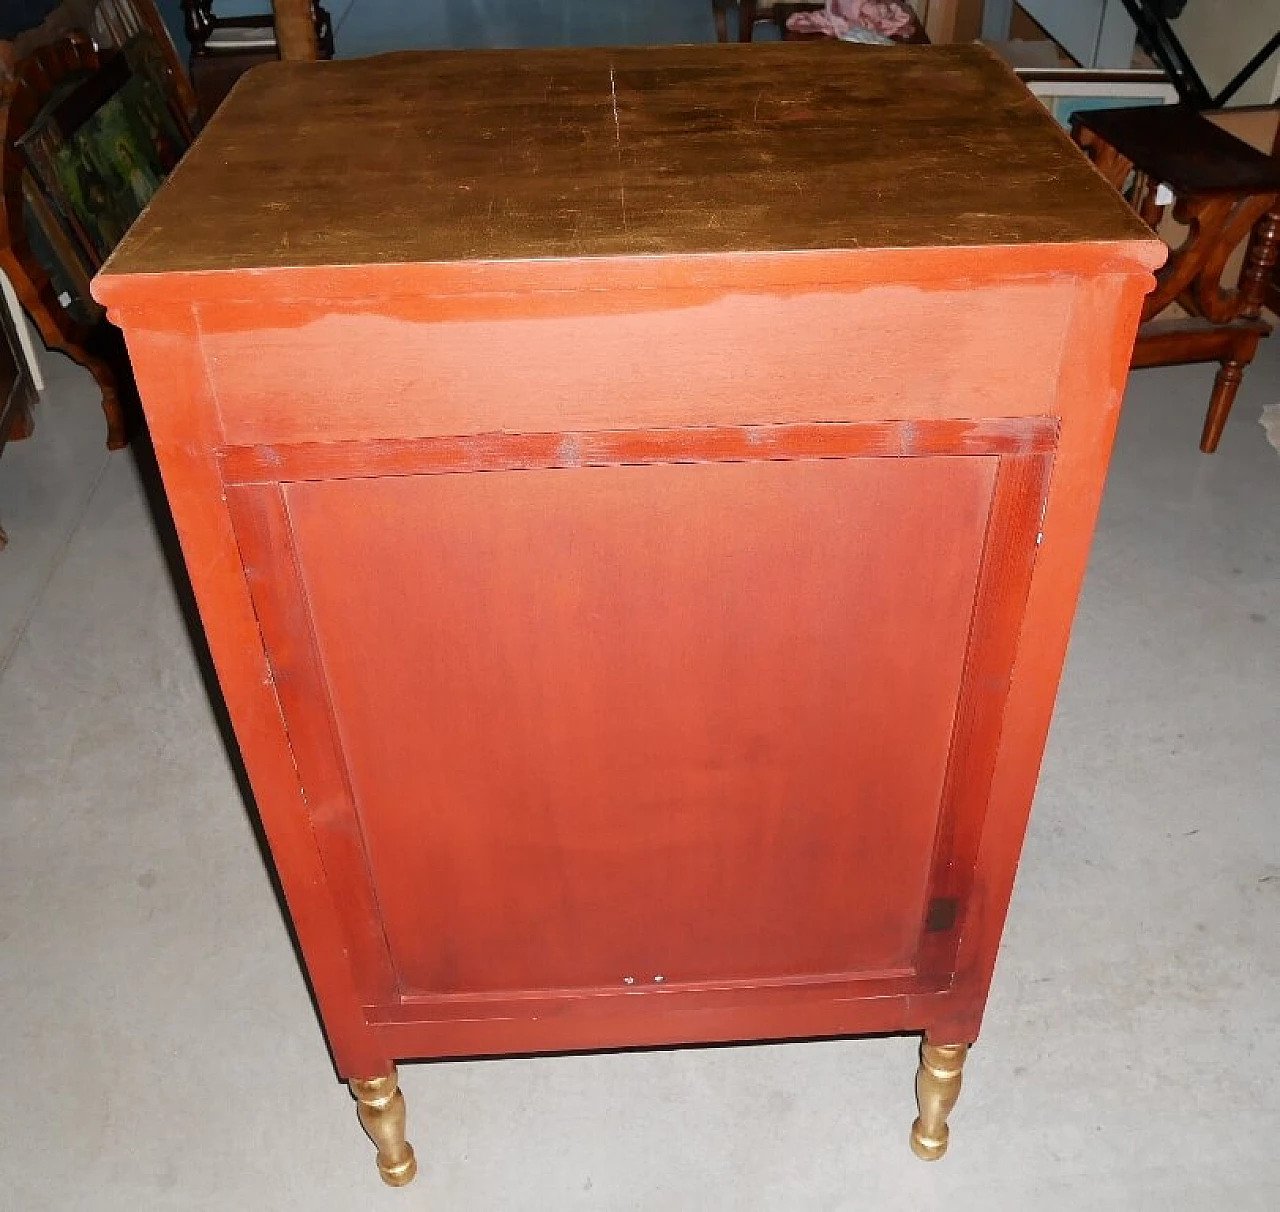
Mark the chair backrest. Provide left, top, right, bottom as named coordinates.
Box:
left=181, top=0, right=333, bottom=61
left=0, top=33, right=102, bottom=350
left=2, top=17, right=194, bottom=354
left=91, top=0, right=198, bottom=125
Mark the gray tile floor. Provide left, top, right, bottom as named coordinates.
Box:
left=1, top=340, right=1277, bottom=1210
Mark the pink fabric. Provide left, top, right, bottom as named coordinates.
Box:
left=788, top=0, right=921, bottom=39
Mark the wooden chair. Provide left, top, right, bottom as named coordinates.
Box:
left=181, top=0, right=332, bottom=114
left=712, top=0, right=761, bottom=42
left=92, top=0, right=199, bottom=128
left=0, top=33, right=133, bottom=448
left=1073, top=104, right=1280, bottom=453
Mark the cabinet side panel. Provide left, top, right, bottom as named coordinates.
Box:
left=934, top=271, right=1152, bottom=1042
left=113, top=313, right=388, bottom=1078
left=223, top=482, right=398, bottom=1005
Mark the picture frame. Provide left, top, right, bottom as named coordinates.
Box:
left=15, top=40, right=189, bottom=269
left=1016, top=67, right=1181, bottom=129
left=22, top=174, right=99, bottom=327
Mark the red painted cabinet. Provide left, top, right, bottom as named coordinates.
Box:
left=94, top=43, right=1161, bottom=1185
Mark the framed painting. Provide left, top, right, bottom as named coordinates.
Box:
left=16, top=42, right=189, bottom=267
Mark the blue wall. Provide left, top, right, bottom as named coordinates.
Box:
left=331, top=1, right=726, bottom=57
left=154, top=0, right=186, bottom=53
left=156, top=1, right=764, bottom=59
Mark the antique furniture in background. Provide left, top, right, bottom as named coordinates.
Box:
left=1073, top=103, right=1280, bottom=452
left=712, top=0, right=760, bottom=43
left=268, top=0, right=326, bottom=60
left=94, top=43, right=1161, bottom=1187
left=183, top=0, right=331, bottom=112
left=1, top=0, right=195, bottom=122
left=1, top=34, right=129, bottom=447
left=91, top=0, right=198, bottom=124
left=0, top=4, right=194, bottom=451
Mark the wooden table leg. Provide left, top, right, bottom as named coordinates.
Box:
left=349, top=1067, right=418, bottom=1186
left=910, top=1039, right=969, bottom=1161
left=1203, top=359, right=1244, bottom=453
left=271, top=0, right=321, bottom=60
left=740, top=0, right=758, bottom=41
left=1238, top=207, right=1280, bottom=319
left=1200, top=208, right=1279, bottom=452
left=712, top=0, right=729, bottom=42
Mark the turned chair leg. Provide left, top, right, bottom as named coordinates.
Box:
left=80, top=338, right=131, bottom=451
left=46, top=334, right=131, bottom=450
left=910, top=1039, right=969, bottom=1161
left=1202, top=358, right=1245, bottom=454
left=712, top=0, right=728, bottom=41
left=100, top=384, right=128, bottom=451
left=739, top=0, right=758, bottom=41
left=349, top=1066, right=418, bottom=1187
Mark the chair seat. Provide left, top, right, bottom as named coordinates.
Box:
left=1071, top=104, right=1280, bottom=452
left=202, top=17, right=277, bottom=55
left=1073, top=104, right=1280, bottom=196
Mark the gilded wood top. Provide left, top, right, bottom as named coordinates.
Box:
left=100, top=43, right=1156, bottom=279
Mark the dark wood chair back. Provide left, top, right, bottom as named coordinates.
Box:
left=1, top=33, right=136, bottom=448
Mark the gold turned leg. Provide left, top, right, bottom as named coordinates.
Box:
left=910, top=1040, right=969, bottom=1161
left=350, top=1066, right=418, bottom=1187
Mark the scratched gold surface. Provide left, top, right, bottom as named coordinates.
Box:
left=102, top=43, right=1153, bottom=277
